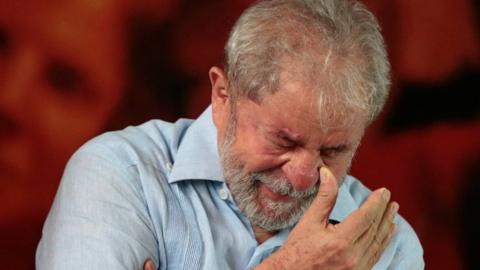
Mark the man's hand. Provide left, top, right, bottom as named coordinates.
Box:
left=256, top=167, right=399, bottom=270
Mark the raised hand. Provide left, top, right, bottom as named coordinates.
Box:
left=256, top=167, right=398, bottom=270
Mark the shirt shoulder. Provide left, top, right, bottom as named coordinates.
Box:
left=36, top=119, right=194, bottom=270
left=80, top=118, right=194, bottom=170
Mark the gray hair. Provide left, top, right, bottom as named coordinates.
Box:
left=224, top=0, right=390, bottom=124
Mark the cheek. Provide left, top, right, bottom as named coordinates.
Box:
left=326, top=157, right=353, bottom=180
left=232, top=136, right=287, bottom=173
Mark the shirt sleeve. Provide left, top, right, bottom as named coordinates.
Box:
left=36, top=143, right=159, bottom=270
left=385, top=215, right=425, bottom=270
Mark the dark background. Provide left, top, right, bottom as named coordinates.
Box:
left=0, top=0, right=479, bottom=269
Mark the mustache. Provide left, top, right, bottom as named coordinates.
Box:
left=251, top=171, right=319, bottom=199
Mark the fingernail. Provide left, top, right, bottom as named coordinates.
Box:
left=391, top=202, right=399, bottom=214
left=382, top=188, right=391, bottom=200
left=320, top=167, right=328, bottom=181
left=391, top=203, right=399, bottom=219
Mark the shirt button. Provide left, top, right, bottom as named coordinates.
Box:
left=219, top=189, right=229, bottom=200
left=165, top=162, right=173, bottom=171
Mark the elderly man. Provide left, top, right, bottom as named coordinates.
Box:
left=36, top=0, right=424, bottom=269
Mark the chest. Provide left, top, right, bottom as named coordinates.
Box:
left=157, top=182, right=279, bottom=270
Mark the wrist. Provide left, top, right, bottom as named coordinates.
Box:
left=254, top=248, right=291, bottom=270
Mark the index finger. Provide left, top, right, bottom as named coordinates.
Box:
left=336, top=187, right=391, bottom=241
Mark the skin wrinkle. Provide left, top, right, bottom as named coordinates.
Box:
left=277, top=47, right=369, bottom=133
left=323, top=47, right=332, bottom=72
left=219, top=100, right=318, bottom=231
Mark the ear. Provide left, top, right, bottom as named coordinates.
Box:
left=209, top=66, right=230, bottom=130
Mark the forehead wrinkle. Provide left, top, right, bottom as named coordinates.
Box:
left=261, top=55, right=366, bottom=137
left=322, top=47, right=333, bottom=72
left=316, top=101, right=357, bottom=133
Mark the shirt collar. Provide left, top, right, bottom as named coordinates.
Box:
left=329, top=176, right=359, bottom=222
left=169, top=106, right=225, bottom=183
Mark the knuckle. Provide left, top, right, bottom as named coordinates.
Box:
left=371, top=238, right=380, bottom=250
left=331, top=238, right=350, bottom=252
left=378, top=223, right=390, bottom=239
left=369, top=250, right=381, bottom=266
left=365, top=224, right=376, bottom=241
left=369, top=238, right=387, bottom=267
left=324, top=238, right=351, bottom=259
left=382, top=231, right=393, bottom=249
left=363, top=210, right=376, bottom=225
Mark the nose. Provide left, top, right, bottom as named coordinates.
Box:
left=281, top=150, right=321, bottom=191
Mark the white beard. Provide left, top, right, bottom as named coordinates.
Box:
left=219, top=120, right=318, bottom=231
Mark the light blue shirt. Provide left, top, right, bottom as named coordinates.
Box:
left=36, top=107, right=424, bottom=270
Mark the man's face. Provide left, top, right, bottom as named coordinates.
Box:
left=215, top=70, right=367, bottom=231
left=0, top=0, right=125, bottom=221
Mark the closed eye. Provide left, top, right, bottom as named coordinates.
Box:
left=320, top=145, right=347, bottom=158
left=271, top=136, right=296, bottom=149
left=276, top=130, right=302, bottom=149
left=266, top=132, right=297, bottom=150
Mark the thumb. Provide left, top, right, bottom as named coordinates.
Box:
left=144, top=259, right=156, bottom=270
left=303, top=166, right=339, bottom=225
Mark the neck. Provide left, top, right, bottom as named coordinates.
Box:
left=253, top=225, right=277, bottom=244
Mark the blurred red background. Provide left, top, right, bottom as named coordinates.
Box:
left=0, top=0, right=478, bottom=269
